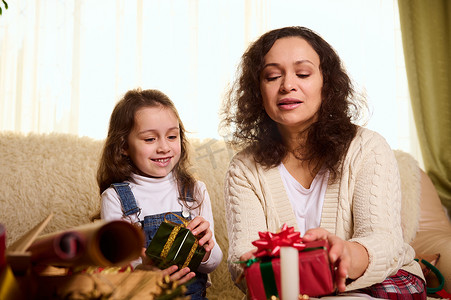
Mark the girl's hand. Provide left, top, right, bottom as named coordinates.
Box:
left=138, top=264, right=195, bottom=284
left=161, top=265, right=196, bottom=285
left=187, top=216, right=215, bottom=261
left=303, top=228, right=369, bottom=293
left=137, top=248, right=195, bottom=284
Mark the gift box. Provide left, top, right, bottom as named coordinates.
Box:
left=145, top=213, right=206, bottom=272
left=244, top=225, right=335, bottom=299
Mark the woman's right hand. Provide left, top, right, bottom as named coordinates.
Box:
left=303, top=228, right=369, bottom=292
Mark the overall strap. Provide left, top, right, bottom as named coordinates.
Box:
left=111, top=183, right=141, bottom=216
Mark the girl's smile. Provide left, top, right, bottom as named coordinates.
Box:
left=152, top=157, right=173, bottom=167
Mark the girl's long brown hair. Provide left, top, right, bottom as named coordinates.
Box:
left=221, top=26, right=367, bottom=180
left=97, top=88, right=200, bottom=208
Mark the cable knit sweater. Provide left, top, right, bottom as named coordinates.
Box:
left=224, top=127, right=423, bottom=292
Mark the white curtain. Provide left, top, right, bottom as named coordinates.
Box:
left=0, top=0, right=422, bottom=163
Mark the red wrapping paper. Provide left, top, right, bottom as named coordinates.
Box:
left=245, top=240, right=335, bottom=299
left=244, top=224, right=336, bottom=299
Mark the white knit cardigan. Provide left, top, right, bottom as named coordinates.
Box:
left=224, top=127, right=424, bottom=292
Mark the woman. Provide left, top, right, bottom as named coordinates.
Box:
left=221, top=26, right=425, bottom=299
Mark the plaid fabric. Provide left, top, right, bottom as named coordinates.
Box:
left=358, top=269, right=426, bottom=300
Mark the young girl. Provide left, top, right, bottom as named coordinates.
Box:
left=98, top=88, right=222, bottom=299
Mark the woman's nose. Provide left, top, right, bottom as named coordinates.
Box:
left=280, top=74, right=297, bottom=92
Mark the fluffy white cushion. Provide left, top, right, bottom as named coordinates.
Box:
left=0, top=132, right=103, bottom=244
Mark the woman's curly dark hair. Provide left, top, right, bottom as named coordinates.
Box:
left=221, top=26, right=367, bottom=180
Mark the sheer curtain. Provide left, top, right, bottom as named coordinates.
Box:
left=398, top=0, right=451, bottom=214
left=0, top=0, right=422, bottom=162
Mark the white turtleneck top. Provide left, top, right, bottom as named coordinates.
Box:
left=101, top=172, right=222, bottom=274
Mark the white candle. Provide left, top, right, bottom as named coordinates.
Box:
left=280, top=246, right=299, bottom=300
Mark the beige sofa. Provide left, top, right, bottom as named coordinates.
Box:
left=0, top=131, right=450, bottom=299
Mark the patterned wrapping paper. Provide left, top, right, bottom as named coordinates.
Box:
left=145, top=216, right=206, bottom=272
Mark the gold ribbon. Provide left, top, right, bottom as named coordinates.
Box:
left=182, top=239, right=199, bottom=269
left=160, top=226, right=181, bottom=259
left=159, top=212, right=200, bottom=269
left=163, top=212, right=190, bottom=227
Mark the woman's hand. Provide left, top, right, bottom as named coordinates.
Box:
left=239, top=249, right=256, bottom=262
left=303, top=228, right=369, bottom=293
left=136, top=247, right=196, bottom=284
left=187, top=216, right=215, bottom=261
left=235, top=249, right=257, bottom=283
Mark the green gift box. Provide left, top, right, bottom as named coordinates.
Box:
left=145, top=213, right=206, bottom=272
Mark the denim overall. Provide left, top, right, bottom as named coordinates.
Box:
left=112, top=183, right=208, bottom=300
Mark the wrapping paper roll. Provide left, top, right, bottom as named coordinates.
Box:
left=27, top=220, right=144, bottom=267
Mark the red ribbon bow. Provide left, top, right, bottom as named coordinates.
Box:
left=252, top=223, right=305, bottom=257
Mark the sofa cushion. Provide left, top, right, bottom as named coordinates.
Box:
left=393, top=150, right=421, bottom=244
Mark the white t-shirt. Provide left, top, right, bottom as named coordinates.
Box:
left=278, top=163, right=329, bottom=236
left=101, top=172, right=223, bottom=274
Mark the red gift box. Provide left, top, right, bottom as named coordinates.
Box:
left=244, top=225, right=336, bottom=299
